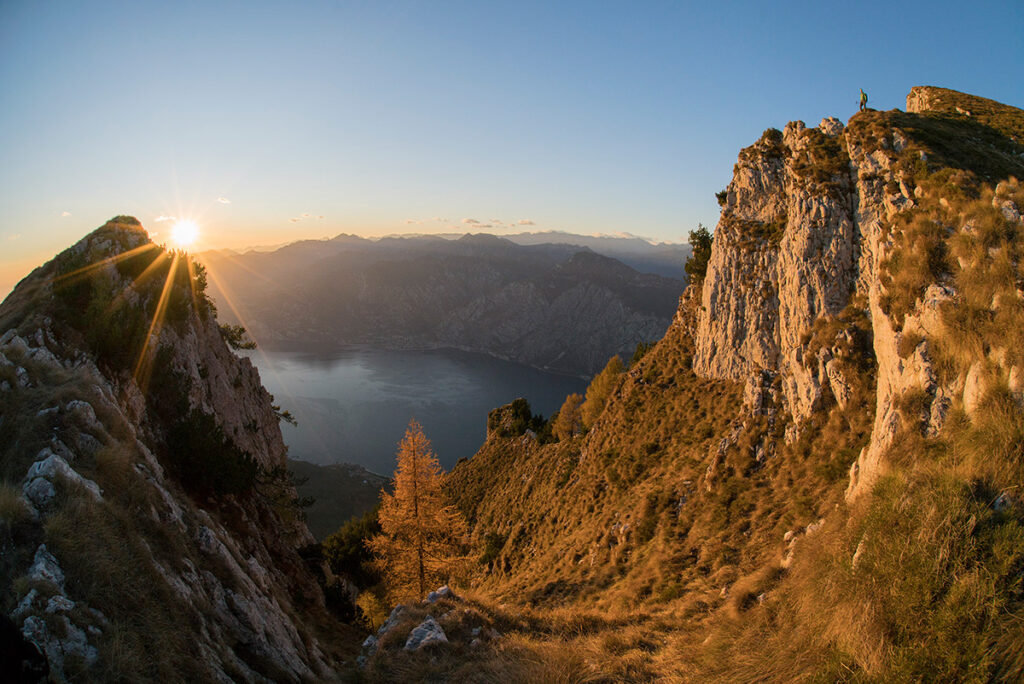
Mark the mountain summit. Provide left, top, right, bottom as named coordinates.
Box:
left=0, top=218, right=352, bottom=680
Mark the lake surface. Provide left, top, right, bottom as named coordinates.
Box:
left=243, top=348, right=587, bottom=475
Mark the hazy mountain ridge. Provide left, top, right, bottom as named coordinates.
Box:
left=420, top=87, right=1024, bottom=680
left=201, top=233, right=684, bottom=376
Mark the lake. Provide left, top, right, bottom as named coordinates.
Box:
left=243, top=347, right=587, bottom=475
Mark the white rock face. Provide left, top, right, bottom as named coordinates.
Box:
left=28, top=544, right=66, bottom=590
left=695, top=117, right=858, bottom=420
left=691, top=101, right=1001, bottom=501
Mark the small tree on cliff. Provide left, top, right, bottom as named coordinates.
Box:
left=684, top=223, right=713, bottom=283
left=368, top=420, right=469, bottom=602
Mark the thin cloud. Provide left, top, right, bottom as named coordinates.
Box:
left=432, top=217, right=448, bottom=222
left=289, top=217, right=302, bottom=223
left=60, top=211, right=71, bottom=217
left=9, top=233, right=21, bottom=241
left=301, top=213, right=312, bottom=218
left=317, top=215, right=324, bottom=219
left=404, top=219, right=424, bottom=225
left=217, top=197, right=231, bottom=204
left=154, top=215, right=176, bottom=222
left=517, top=219, right=535, bottom=226
left=462, top=218, right=480, bottom=225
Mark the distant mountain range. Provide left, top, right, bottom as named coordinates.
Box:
left=199, top=232, right=686, bottom=376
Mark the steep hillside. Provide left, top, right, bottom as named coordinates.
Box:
left=200, top=234, right=682, bottom=376
left=430, top=87, right=1024, bottom=681
left=0, top=219, right=355, bottom=681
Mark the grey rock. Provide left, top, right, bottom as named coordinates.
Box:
left=46, top=595, right=76, bottom=614
left=28, top=544, right=65, bottom=590
left=13, top=588, right=40, bottom=620
left=404, top=616, right=448, bottom=651
left=427, top=585, right=454, bottom=603
left=23, top=477, right=56, bottom=508
left=963, top=361, right=986, bottom=417
left=65, top=399, right=103, bottom=436
left=819, top=116, right=844, bottom=137
left=22, top=614, right=99, bottom=681
left=26, top=450, right=102, bottom=502
left=377, top=604, right=406, bottom=636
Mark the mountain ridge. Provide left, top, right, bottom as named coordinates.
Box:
left=200, top=235, right=683, bottom=377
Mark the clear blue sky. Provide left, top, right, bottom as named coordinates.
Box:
left=1, top=0, right=1022, bottom=294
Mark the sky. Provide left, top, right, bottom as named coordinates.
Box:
left=1, top=0, right=1022, bottom=296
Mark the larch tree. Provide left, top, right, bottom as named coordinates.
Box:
left=368, top=419, right=469, bottom=602
left=580, top=355, right=625, bottom=428
left=552, top=392, right=584, bottom=441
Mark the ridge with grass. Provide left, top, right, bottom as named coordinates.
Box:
left=352, top=86, right=1024, bottom=681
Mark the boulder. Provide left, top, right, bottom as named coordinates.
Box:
left=25, top=449, right=102, bottom=502
left=427, top=585, right=454, bottom=603
left=23, top=477, right=56, bottom=508
left=28, top=545, right=65, bottom=590
left=403, top=616, right=448, bottom=651
left=377, top=604, right=406, bottom=636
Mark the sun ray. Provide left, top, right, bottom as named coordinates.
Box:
left=202, top=261, right=302, bottom=412
left=185, top=256, right=202, bottom=315
left=133, top=252, right=180, bottom=393
left=99, top=250, right=174, bottom=317
left=208, top=249, right=278, bottom=287
left=47, top=243, right=160, bottom=288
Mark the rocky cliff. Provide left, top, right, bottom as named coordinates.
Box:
left=0, top=218, right=353, bottom=681
left=433, top=87, right=1024, bottom=681
left=694, top=86, right=1024, bottom=499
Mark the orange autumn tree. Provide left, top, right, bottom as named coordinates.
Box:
left=368, top=420, right=470, bottom=602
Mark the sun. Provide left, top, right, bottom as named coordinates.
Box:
left=170, top=220, right=200, bottom=249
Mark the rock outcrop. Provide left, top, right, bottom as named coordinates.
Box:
left=693, top=87, right=1024, bottom=499
left=0, top=219, right=346, bottom=681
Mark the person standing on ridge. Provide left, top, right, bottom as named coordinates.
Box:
left=859, top=88, right=868, bottom=112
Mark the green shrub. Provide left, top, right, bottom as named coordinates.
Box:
left=219, top=324, right=256, bottom=350
left=322, top=506, right=382, bottom=588
left=684, top=224, right=713, bottom=283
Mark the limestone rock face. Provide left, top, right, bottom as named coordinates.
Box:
left=693, top=88, right=1024, bottom=501
left=695, top=118, right=859, bottom=423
